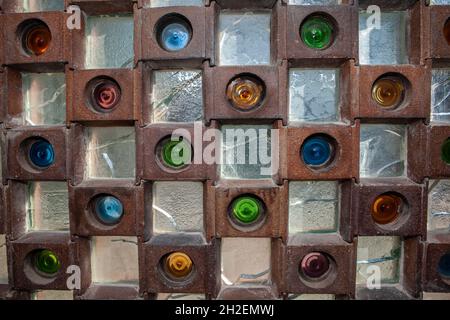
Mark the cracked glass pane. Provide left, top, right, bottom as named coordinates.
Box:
left=0, top=235, right=7, bottom=284
left=21, top=0, right=65, bottom=12
left=428, top=180, right=450, bottom=232
left=22, top=73, right=66, bottom=126
left=148, top=0, right=204, bottom=7
left=360, top=124, right=406, bottom=178
left=157, top=293, right=206, bottom=300
left=32, top=291, right=73, bottom=300
left=85, top=127, right=136, bottom=179
left=153, top=181, right=204, bottom=234
left=221, top=125, right=273, bottom=180
left=289, top=181, right=339, bottom=234
left=359, top=11, right=407, bottom=65
left=356, top=236, right=402, bottom=285
left=431, top=69, right=450, bottom=123
left=85, top=15, right=134, bottom=69
left=152, top=70, right=203, bottom=123
left=218, top=12, right=271, bottom=66
left=26, top=182, right=69, bottom=232
left=91, top=236, right=139, bottom=284
left=289, top=69, right=339, bottom=123
left=288, top=0, right=341, bottom=4
left=221, top=238, right=271, bottom=286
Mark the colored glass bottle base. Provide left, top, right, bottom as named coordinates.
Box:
left=226, top=75, right=265, bottom=111
left=300, top=252, right=331, bottom=279
left=301, top=135, right=334, bottom=168
left=371, top=193, right=402, bottom=225
left=29, top=139, right=55, bottom=168
left=300, top=15, right=334, bottom=50
left=94, top=195, right=124, bottom=225
left=164, top=252, right=193, bottom=280
left=441, top=138, right=450, bottom=165
left=372, top=76, right=405, bottom=109
left=231, top=196, right=263, bottom=224
left=34, top=249, right=61, bottom=276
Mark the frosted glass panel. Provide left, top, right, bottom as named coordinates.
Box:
left=91, top=236, right=139, bottom=284
left=22, top=73, right=66, bottom=126
left=221, top=238, right=271, bottom=286
left=85, top=15, right=134, bottom=69
left=288, top=0, right=341, bottom=4
left=32, top=291, right=73, bottom=300
left=431, top=69, right=450, bottom=123
left=357, top=236, right=402, bottom=285
left=157, top=293, right=205, bottom=300
left=289, top=181, right=339, bottom=234
left=428, top=180, right=450, bottom=232
left=152, top=70, right=203, bottom=123
left=85, top=127, right=136, bottom=179
left=22, top=0, right=65, bottom=12
left=0, top=235, right=7, bottom=284
left=289, top=69, right=339, bottom=123
left=26, top=182, right=69, bottom=232
left=148, top=0, right=203, bottom=7
left=359, top=11, right=407, bottom=65
left=221, top=125, right=273, bottom=180
left=360, top=124, right=406, bottom=178
left=153, top=181, right=204, bottom=234
left=218, top=12, right=271, bottom=66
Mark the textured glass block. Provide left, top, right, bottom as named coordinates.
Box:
left=0, top=235, right=7, bottom=284
left=32, top=291, right=73, bottom=300
left=359, top=11, right=407, bottom=65
left=288, top=0, right=341, bottom=4
left=157, top=293, right=205, bottom=300
left=221, top=125, right=273, bottom=180
left=289, top=181, right=339, bottom=234
left=85, top=127, right=136, bottom=179
left=221, top=238, right=271, bottom=286
left=22, top=73, right=66, bottom=126
left=85, top=15, right=134, bottom=69
left=153, top=181, right=204, bottom=234
left=360, top=124, right=406, bottom=178
left=356, top=236, right=402, bottom=285
left=428, top=180, right=450, bottom=232
left=21, top=0, right=65, bottom=12
left=26, top=182, right=69, bottom=232
left=289, top=69, right=339, bottom=123
left=423, top=292, right=450, bottom=300
left=91, top=236, right=139, bottom=284
left=431, top=69, right=450, bottom=123
left=152, top=70, right=203, bottom=123
left=289, top=294, right=335, bottom=300
left=148, top=0, right=204, bottom=7
left=430, top=0, right=450, bottom=4
left=218, top=12, right=271, bottom=66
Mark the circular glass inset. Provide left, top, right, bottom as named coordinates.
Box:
left=371, top=193, right=403, bottom=225
left=444, top=19, right=450, bottom=45
left=301, top=135, right=334, bottom=167
left=300, top=252, right=331, bottom=279
left=94, top=195, right=124, bottom=225
left=441, top=138, right=450, bottom=165
left=438, top=253, right=450, bottom=279
left=164, top=252, right=193, bottom=280
left=157, top=15, right=192, bottom=52
left=161, top=138, right=192, bottom=169
left=33, top=249, right=61, bottom=276
left=29, top=139, right=55, bottom=168
left=231, top=196, right=263, bottom=224
left=226, top=75, right=265, bottom=111
left=300, top=15, right=335, bottom=50
left=20, top=20, right=52, bottom=56
left=372, top=76, right=405, bottom=109
left=91, top=79, right=121, bottom=110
